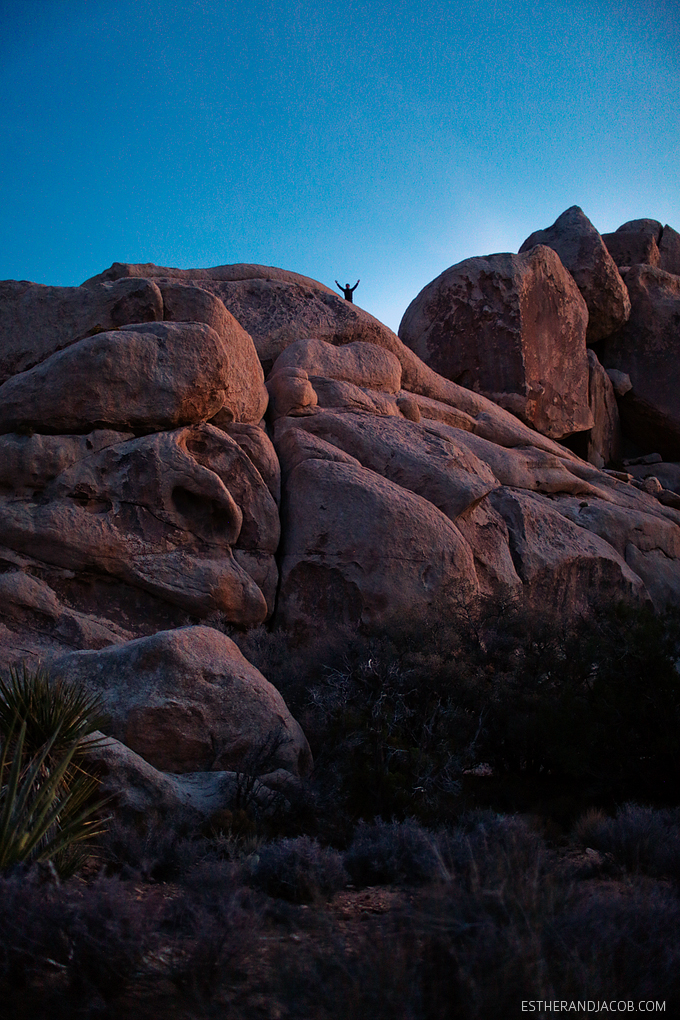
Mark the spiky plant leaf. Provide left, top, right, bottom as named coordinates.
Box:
left=0, top=719, right=110, bottom=873
left=0, top=663, right=107, bottom=763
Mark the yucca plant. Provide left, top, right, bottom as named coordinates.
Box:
left=0, top=663, right=107, bottom=763
left=0, top=663, right=110, bottom=876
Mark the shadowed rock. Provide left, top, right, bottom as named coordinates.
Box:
left=51, top=627, right=312, bottom=776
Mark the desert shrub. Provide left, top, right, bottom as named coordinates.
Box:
left=305, top=638, right=479, bottom=827
left=163, top=875, right=259, bottom=1001
left=435, top=812, right=550, bottom=891
left=574, top=802, right=680, bottom=880
left=248, top=835, right=348, bottom=903
left=63, top=875, right=162, bottom=1000
left=345, top=818, right=450, bottom=887
left=548, top=884, right=680, bottom=1008
left=98, top=811, right=206, bottom=882
left=0, top=872, right=68, bottom=993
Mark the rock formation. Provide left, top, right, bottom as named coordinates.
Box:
left=398, top=246, right=593, bottom=439
left=1, top=220, right=679, bottom=812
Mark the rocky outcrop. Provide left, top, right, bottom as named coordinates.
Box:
left=267, top=337, right=680, bottom=634
left=0, top=424, right=276, bottom=637
left=2, top=240, right=680, bottom=805
left=0, top=322, right=245, bottom=435
left=597, top=266, right=680, bottom=459
left=51, top=626, right=312, bottom=776
left=398, top=246, right=592, bottom=440
left=519, top=206, right=630, bottom=342
left=602, top=222, right=662, bottom=270
left=82, top=261, right=395, bottom=372
left=0, top=277, right=163, bottom=384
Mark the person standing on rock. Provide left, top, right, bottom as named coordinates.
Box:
left=335, top=279, right=360, bottom=302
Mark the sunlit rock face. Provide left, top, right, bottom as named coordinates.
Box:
left=2, top=239, right=680, bottom=797
left=398, top=246, right=593, bottom=440
left=519, top=205, right=631, bottom=343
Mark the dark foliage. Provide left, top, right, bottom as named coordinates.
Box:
left=345, top=818, right=450, bottom=886
left=574, top=802, right=680, bottom=880
left=249, top=835, right=348, bottom=903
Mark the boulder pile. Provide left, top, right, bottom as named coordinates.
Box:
left=1, top=214, right=679, bottom=810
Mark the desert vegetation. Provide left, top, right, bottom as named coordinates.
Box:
left=3, top=599, right=680, bottom=1017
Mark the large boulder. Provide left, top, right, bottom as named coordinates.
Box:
left=519, top=206, right=630, bottom=342
left=488, top=488, right=646, bottom=614
left=597, top=265, right=680, bottom=459
left=276, top=457, right=480, bottom=636
left=398, top=246, right=592, bottom=439
left=0, top=322, right=240, bottom=435
left=83, top=733, right=300, bottom=822
left=50, top=627, right=312, bottom=776
left=659, top=225, right=680, bottom=277
left=0, top=277, right=163, bottom=384
left=158, top=281, right=268, bottom=423
left=602, top=222, right=662, bottom=270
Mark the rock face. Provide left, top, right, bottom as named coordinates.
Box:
left=519, top=206, right=630, bottom=342
left=51, top=627, right=312, bottom=776
left=82, top=262, right=396, bottom=372
left=583, top=348, right=622, bottom=468
left=0, top=424, right=277, bottom=633
left=0, top=322, right=242, bottom=434
left=267, top=336, right=680, bottom=635
left=398, top=246, right=592, bottom=439
left=602, top=224, right=662, bottom=270
left=0, top=278, right=163, bottom=384
left=2, top=241, right=680, bottom=802
left=597, top=266, right=680, bottom=459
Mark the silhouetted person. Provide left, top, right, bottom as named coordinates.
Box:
left=336, top=279, right=360, bottom=302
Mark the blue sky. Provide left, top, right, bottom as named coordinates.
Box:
left=1, top=0, right=678, bottom=331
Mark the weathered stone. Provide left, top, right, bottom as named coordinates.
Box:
left=519, top=206, right=630, bottom=342
left=83, top=733, right=298, bottom=821
left=488, top=488, right=647, bottom=613
left=659, top=225, right=680, bottom=276
left=606, top=368, right=632, bottom=396
left=597, top=265, right=680, bottom=459
left=0, top=425, right=273, bottom=625
left=213, top=422, right=281, bottom=504
left=310, top=377, right=400, bottom=417
left=51, top=627, right=312, bottom=776
left=547, top=492, right=680, bottom=608
left=0, top=566, right=133, bottom=670
left=266, top=367, right=318, bottom=418
left=616, top=219, right=663, bottom=238
left=398, top=246, right=592, bottom=439
left=583, top=348, right=622, bottom=467
left=0, top=322, right=236, bottom=435
left=0, top=277, right=162, bottom=384
left=275, top=411, right=499, bottom=521
left=627, top=461, right=680, bottom=493
left=158, top=281, right=268, bottom=423
left=276, top=458, right=479, bottom=635
left=83, top=261, right=337, bottom=293
left=602, top=230, right=661, bottom=269
left=273, top=338, right=403, bottom=392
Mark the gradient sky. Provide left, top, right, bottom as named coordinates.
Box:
left=1, top=0, right=678, bottom=331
